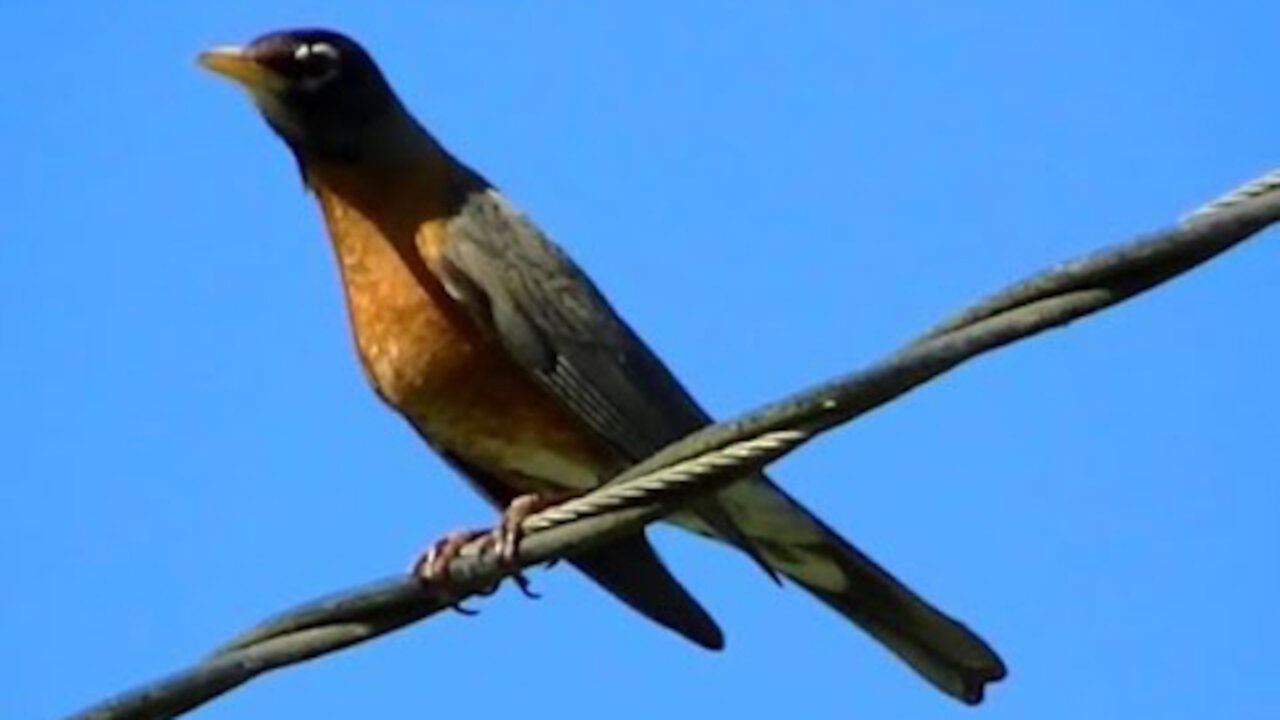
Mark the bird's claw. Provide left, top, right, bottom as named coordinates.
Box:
left=409, top=495, right=551, bottom=609
left=413, top=528, right=488, bottom=580
left=412, top=528, right=490, bottom=614
left=493, top=494, right=543, bottom=563
left=490, top=493, right=550, bottom=598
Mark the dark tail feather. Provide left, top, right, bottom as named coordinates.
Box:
left=711, top=477, right=1006, bottom=704
left=796, top=538, right=1007, bottom=703
left=571, top=532, right=724, bottom=650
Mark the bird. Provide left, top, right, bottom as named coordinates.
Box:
left=198, top=28, right=1006, bottom=704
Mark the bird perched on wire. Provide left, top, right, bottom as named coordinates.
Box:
left=198, top=28, right=1005, bottom=704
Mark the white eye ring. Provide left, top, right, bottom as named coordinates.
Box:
left=295, top=42, right=339, bottom=61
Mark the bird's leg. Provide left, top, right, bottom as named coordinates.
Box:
left=491, top=491, right=576, bottom=598
left=411, top=528, right=491, bottom=614
left=409, top=491, right=574, bottom=606
left=492, top=491, right=573, bottom=565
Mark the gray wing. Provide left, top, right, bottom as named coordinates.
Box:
left=439, top=189, right=712, bottom=465
left=438, top=188, right=1005, bottom=703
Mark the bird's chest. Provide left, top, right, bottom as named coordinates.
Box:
left=314, top=182, right=605, bottom=489
left=324, top=203, right=462, bottom=403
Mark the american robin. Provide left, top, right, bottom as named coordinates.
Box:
left=199, top=28, right=1005, bottom=703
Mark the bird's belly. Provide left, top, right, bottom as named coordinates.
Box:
left=347, top=275, right=608, bottom=492
left=401, top=358, right=608, bottom=493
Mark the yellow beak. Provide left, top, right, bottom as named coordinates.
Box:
left=197, top=46, right=286, bottom=93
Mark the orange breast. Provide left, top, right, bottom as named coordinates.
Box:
left=306, top=161, right=609, bottom=490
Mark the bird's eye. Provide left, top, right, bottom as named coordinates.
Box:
left=292, top=42, right=340, bottom=84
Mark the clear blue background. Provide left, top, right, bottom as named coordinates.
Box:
left=4, top=3, right=1277, bottom=719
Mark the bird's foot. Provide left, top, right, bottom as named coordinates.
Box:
left=488, top=492, right=570, bottom=599
left=492, top=493, right=554, bottom=565
left=409, top=490, right=560, bottom=607
left=410, top=493, right=573, bottom=608
left=411, top=528, right=491, bottom=614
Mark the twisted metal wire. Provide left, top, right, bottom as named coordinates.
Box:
left=1183, top=168, right=1280, bottom=222
left=527, top=428, right=812, bottom=530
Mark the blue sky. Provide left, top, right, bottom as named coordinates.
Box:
left=4, top=3, right=1278, bottom=719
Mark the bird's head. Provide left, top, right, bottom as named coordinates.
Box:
left=198, top=29, right=405, bottom=161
